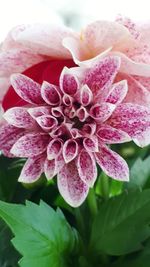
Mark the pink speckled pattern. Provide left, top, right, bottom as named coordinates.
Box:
left=2, top=16, right=150, bottom=108
left=1, top=55, right=150, bottom=206
left=0, top=23, right=76, bottom=101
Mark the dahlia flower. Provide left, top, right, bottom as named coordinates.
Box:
left=1, top=55, right=150, bottom=207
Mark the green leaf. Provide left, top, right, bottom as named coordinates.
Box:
left=112, top=239, right=150, bottom=267
left=125, top=156, right=150, bottom=190
left=0, top=200, right=79, bottom=267
left=0, top=220, right=19, bottom=267
left=90, top=189, right=150, bottom=256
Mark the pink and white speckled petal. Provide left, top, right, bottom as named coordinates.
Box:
left=4, top=107, right=34, bottom=128
left=18, top=155, right=45, bottom=183
left=0, top=49, right=43, bottom=77
left=109, top=103, right=150, bottom=145
left=57, top=160, right=89, bottom=207
left=116, top=15, right=140, bottom=39
left=76, top=106, right=89, bottom=122
left=55, top=152, right=65, bottom=172
left=83, top=136, right=99, bottom=152
left=11, top=74, right=44, bottom=105
left=123, top=75, right=150, bottom=106
left=97, top=125, right=131, bottom=144
left=77, top=149, right=97, bottom=187
left=0, top=124, right=25, bottom=157
left=82, top=21, right=131, bottom=56
left=133, top=126, right=150, bottom=147
left=28, top=106, right=51, bottom=119
left=90, top=103, right=116, bottom=122
left=95, top=146, right=129, bottom=181
left=10, top=133, right=49, bottom=157
left=44, top=158, right=56, bottom=180
left=62, top=94, right=73, bottom=106
left=60, top=67, right=79, bottom=95
left=63, top=139, right=78, bottom=163
left=36, top=115, right=58, bottom=132
left=79, top=84, right=93, bottom=106
left=106, top=80, right=128, bottom=105
left=47, top=138, right=62, bottom=160
left=10, top=23, right=76, bottom=58
left=83, top=56, right=121, bottom=96
left=82, top=123, right=96, bottom=136
left=41, top=81, right=61, bottom=106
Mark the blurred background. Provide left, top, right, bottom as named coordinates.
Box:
left=0, top=0, right=150, bottom=41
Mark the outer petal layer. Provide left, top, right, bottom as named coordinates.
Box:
left=10, top=74, right=43, bottom=105
left=18, top=155, right=45, bottom=183
left=10, top=133, right=49, bottom=157
left=109, top=103, right=150, bottom=146
left=57, top=160, right=89, bottom=207
left=77, top=149, right=97, bottom=187
left=95, top=146, right=129, bottom=181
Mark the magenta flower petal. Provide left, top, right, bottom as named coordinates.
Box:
left=95, top=146, right=129, bottom=181
left=97, top=125, right=131, bottom=144
left=77, top=149, right=97, bottom=187
left=10, top=133, right=49, bottom=157
left=4, top=107, right=34, bottom=128
left=57, top=160, right=89, bottom=207
left=79, top=84, right=93, bottom=106
left=62, top=94, right=73, bottom=106
left=0, top=124, right=25, bottom=157
left=90, top=103, right=116, bottom=122
left=47, top=138, right=63, bottom=160
left=109, top=103, right=150, bottom=146
left=76, top=106, right=89, bottom=122
left=106, top=80, right=128, bottom=105
left=10, top=73, right=44, bottom=104
left=28, top=106, right=51, bottom=119
left=83, top=136, right=99, bottom=152
left=41, top=81, right=61, bottom=106
left=83, top=56, right=121, bottom=95
left=60, top=67, right=79, bottom=95
left=44, top=158, right=56, bottom=180
left=82, top=123, right=96, bottom=136
left=36, top=115, right=58, bottom=132
left=18, top=155, right=45, bottom=183
left=133, top=127, right=150, bottom=147
left=55, top=152, right=65, bottom=172
left=63, top=139, right=78, bottom=163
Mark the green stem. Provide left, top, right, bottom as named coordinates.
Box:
left=74, top=207, right=85, bottom=235
left=87, top=188, right=98, bottom=218
left=100, top=173, right=110, bottom=200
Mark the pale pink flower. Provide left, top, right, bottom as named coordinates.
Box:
left=62, top=16, right=150, bottom=108
left=1, top=16, right=150, bottom=109
left=0, top=23, right=76, bottom=102
left=1, top=55, right=150, bottom=207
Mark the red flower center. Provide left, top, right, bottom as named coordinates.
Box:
left=2, top=59, right=76, bottom=111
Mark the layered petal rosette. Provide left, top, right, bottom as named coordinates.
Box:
left=1, top=55, right=150, bottom=207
